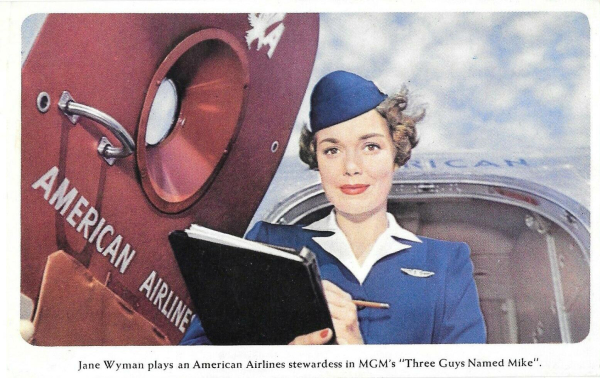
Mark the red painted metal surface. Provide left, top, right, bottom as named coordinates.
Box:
left=21, top=13, right=319, bottom=344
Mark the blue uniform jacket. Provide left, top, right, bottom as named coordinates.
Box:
left=180, top=221, right=486, bottom=344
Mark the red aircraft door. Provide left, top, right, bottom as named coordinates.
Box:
left=22, top=13, right=319, bottom=344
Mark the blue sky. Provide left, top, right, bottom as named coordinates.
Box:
left=288, top=12, right=590, bottom=157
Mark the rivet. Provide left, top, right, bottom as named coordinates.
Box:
left=36, top=92, right=50, bottom=113
left=271, top=141, right=279, bottom=153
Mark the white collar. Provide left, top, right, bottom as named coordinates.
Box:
left=303, top=210, right=422, bottom=284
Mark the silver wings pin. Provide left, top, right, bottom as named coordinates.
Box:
left=400, top=268, right=435, bottom=278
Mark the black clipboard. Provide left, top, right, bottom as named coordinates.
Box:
left=169, top=227, right=335, bottom=345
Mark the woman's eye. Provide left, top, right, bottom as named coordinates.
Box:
left=323, top=147, right=339, bottom=155
left=364, top=143, right=381, bottom=151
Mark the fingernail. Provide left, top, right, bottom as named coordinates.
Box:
left=320, top=329, right=329, bottom=338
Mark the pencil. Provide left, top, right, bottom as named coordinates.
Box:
left=352, top=300, right=390, bottom=309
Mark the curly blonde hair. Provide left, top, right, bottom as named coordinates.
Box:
left=299, top=86, right=424, bottom=169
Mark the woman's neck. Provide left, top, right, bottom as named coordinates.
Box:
left=335, top=207, right=388, bottom=265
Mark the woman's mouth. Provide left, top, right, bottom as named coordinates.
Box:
left=340, top=184, right=369, bottom=195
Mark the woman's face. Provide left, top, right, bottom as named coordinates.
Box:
left=315, top=109, right=396, bottom=220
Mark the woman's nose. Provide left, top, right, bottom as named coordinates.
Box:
left=344, top=151, right=362, bottom=176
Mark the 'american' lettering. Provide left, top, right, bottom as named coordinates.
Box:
left=31, top=166, right=136, bottom=274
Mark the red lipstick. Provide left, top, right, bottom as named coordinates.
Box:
left=340, top=184, right=369, bottom=195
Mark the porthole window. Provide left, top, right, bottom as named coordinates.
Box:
left=145, top=78, right=178, bottom=146
left=137, top=29, right=249, bottom=213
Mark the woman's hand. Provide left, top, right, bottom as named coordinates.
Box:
left=322, top=280, right=364, bottom=344
left=289, top=328, right=333, bottom=345
left=288, top=281, right=363, bottom=345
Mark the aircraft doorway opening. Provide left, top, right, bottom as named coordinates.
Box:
left=267, top=188, right=590, bottom=344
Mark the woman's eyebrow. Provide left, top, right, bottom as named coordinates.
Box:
left=360, top=133, right=385, bottom=140
left=317, top=137, right=339, bottom=145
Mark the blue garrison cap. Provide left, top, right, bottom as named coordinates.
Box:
left=309, top=70, right=387, bottom=133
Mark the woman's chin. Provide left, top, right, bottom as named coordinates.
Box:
left=334, top=203, right=386, bottom=220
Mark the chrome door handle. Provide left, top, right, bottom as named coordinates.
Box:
left=58, top=91, right=135, bottom=165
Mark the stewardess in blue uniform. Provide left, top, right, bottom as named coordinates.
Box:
left=181, top=70, right=486, bottom=345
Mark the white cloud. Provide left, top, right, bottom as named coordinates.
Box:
left=475, top=82, right=518, bottom=113
left=512, top=75, right=537, bottom=91
left=504, top=13, right=561, bottom=44
left=430, top=38, right=487, bottom=71
left=511, top=47, right=547, bottom=73
left=561, top=56, right=586, bottom=72
left=533, top=81, right=568, bottom=104
left=319, top=13, right=396, bottom=71
left=556, top=33, right=589, bottom=56
left=563, top=62, right=590, bottom=145
left=464, top=13, right=505, bottom=28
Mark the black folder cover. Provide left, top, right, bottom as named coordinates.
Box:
left=169, top=230, right=335, bottom=345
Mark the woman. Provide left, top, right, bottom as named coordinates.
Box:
left=181, top=70, right=486, bottom=345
